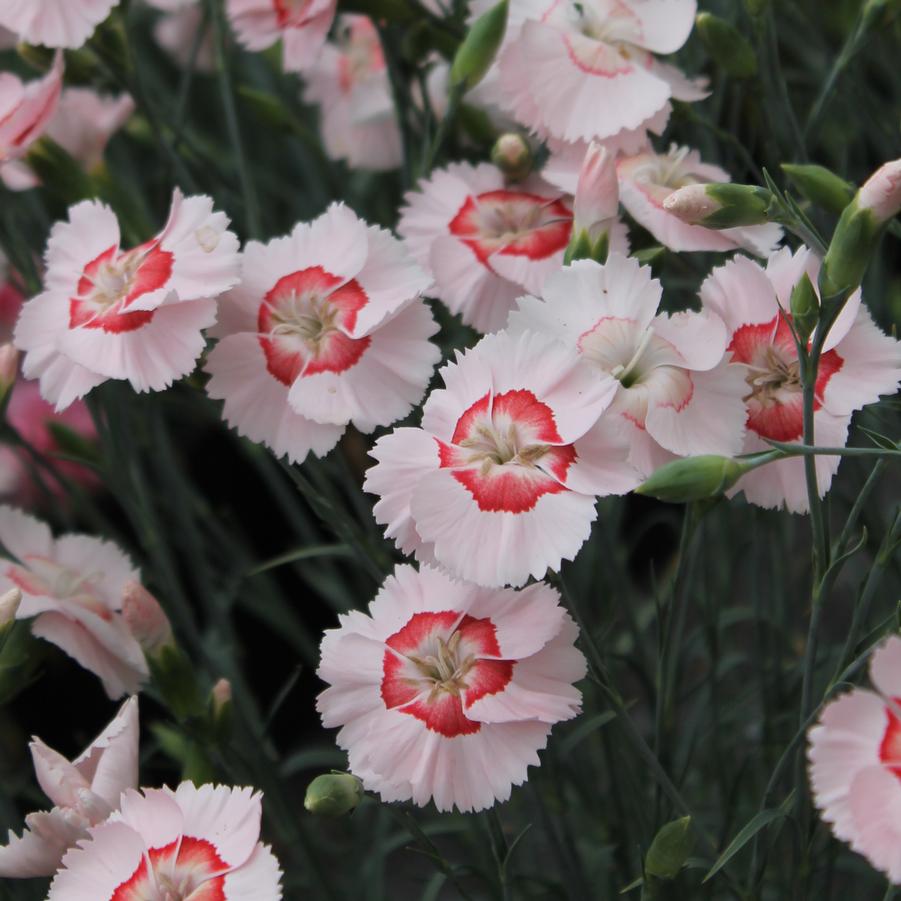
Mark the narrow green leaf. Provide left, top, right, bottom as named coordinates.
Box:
left=247, top=543, right=353, bottom=576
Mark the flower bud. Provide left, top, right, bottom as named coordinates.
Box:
left=0, top=343, right=19, bottom=406
left=450, top=0, right=508, bottom=92
left=565, top=142, right=618, bottom=264
left=663, top=183, right=772, bottom=229
left=491, top=133, right=532, bottom=180
left=210, top=678, right=233, bottom=736
left=635, top=455, right=753, bottom=503
left=0, top=588, right=21, bottom=629
left=122, top=581, right=174, bottom=658
left=304, top=772, right=364, bottom=817
left=695, top=13, right=757, bottom=78
left=822, top=158, right=901, bottom=295
left=645, top=816, right=695, bottom=880
left=781, top=163, right=854, bottom=215
left=789, top=273, right=819, bottom=344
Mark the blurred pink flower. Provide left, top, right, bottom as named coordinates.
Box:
left=153, top=3, right=215, bottom=72
left=700, top=247, right=901, bottom=513
left=616, top=144, right=783, bottom=256
left=0, top=506, right=148, bottom=697
left=398, top=162, right=603, bottom=334
left=303, top=15, right=403, bottom=172
left=491, top=0, right=704, bottom=143
left=49, top=782, right=283, bottom=899
left=2, top=87, right=134, bottom=191
left=0, top=1, right=118, bottom=49
left=317, top=563, right=586, bottom=812
left=508, top=254, right=747, bottom=476
left=809, top=635, right=901, bottom=882
left=227, top=0, right=336, bottom=72
left=14, top=189, right=240, bottom=411
left=365, top=329, right=637, bottom=588
left=205, top=202, right=438, bottom=463
left=0, top=696, right=139, bottom=878
left=0, top=52, right=63, bottom=167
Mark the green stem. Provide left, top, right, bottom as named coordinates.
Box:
left=486, top=808, right=511, bottom=901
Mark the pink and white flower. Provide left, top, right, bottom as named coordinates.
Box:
left=14, top=189, right=240, bottom=411
left=226, top=0, right=336, bottom=72
left=809, top=634, right=901, bottom=883
left=399, top=162, right=619, bottom=334
left=48, top=782, right=283, bottom=899
left=700, top=248, right=901, bottom=513
left=493, top=0, right=705, bottom=144
left=364, top=329, right=638, bottom=587
left=0, top=1, right=118, bottom=48
left=317, top=563, right=587, bottom=812
left=0, top=52, right=63, bottom=168
left=205, top=203, right=439, bottom=463
left=2, top=87, right=134, bottom=191
left=616, top=144, right=783, bottom=256
left=0, top=506, right=149, bottom=697
left=0, top=696, right=139, bottom=878
left=302, top=15, right=402, bottom=172
left=508, top=255, right=747, bottom=476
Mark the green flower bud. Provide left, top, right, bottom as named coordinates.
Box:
left=305, top=772, right=364, bottom=817
left=695, top=13, right=757, bottom=78
left=663, top=183, right=772, bottom=229
left=450, top=0, right=509, bottom=92
left=645, top=817, right=695, bottom=880
left=635, top=455, right=753, bottom=503
left=781, top=163, right=854, bottom=215
left=491, top=133, right=532, bottom=180
left=15, top=43, right=55, bottom=73
left=789, top=273, right=819, bottom=344
left=744, top=0, right=770, bottom=16
left=563, top=229, right=609, bottom=265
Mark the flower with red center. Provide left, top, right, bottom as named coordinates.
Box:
left=14, top=189, right=240, bottom=411
left=616, top=144, right=783, bottom=256
left=399, top=162, right=613, bottom=333
left=2, top=87, right=134, bottom=192
left=365, top=329, right=638, bottom=587
left=205, top=203, right=438, bottom=464
left=302, top=15, right=402, bottom=172
left=508, top=254, right=747, bottom=476
left=487, top=0, right=705, bottom=144
left=317, top=563, right=587, bottom=812
left=0, top=697, right=138, bottom=879
left=809, top=635, right=901, bottom=883
left=0, top=1, right=118, bottom=48
left=700, top=248, right=901, bottom=513
left=0, top=52, right=63, bottom=167
left=48, top=783, right=283, bottom=900
left=226, top=0, right=336, bottom=72
left=0, top=506, right=149, bottom=698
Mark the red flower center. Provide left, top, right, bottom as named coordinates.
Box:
left=257, top=266, right=371, bottom=386
left=449, top=190, right=571, bottom=267
left=437, top=390, right=576, bottom=513
left=69, top=242, right=173, bottom=334
left=728, top=315, right=843, bottom=442
left=112, top=836, right=227, bottom=901
left=381, top=611, right=514, bottom=738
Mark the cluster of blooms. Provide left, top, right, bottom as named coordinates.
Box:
left=0, top=697, right=283, bottom=898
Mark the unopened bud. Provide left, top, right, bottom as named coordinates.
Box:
left=450, top=0, right=508, bottom=92
left=822, top=158, right=901, bottom=296
left=122, top=581, right=174, bottom=657
left=645, top=816, right=695, bottom=880
left=0, top=588, right=21, bottom=628
left=16, top=43, right=55, bottom=73
left=304, top=772, right=364, bottom=816
left=635, top=455, right=752, bottom=503
left=565, top=142, right=618, bottom=264
left=0, top=344, right=19, bottom=405
left=695, top=13, right=757, bottom=78
left=781, top=163, right=854, bottom=215
left=491, top=133, right=532, bottom=180
left=211, top=677, right=232, bottom=712
left=664, top=183, right=772, bottom=229
left=789, top=273, right=819, bottom=344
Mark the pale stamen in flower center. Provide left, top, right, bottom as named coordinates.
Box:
left=744, top=346, right=801, bottom=404
left=82, top=247, right=153, bottom=312
left=268, top=291, right=339, bottom=352
left=407, top=630, right=476, bottom=701
left=609, top=327, right=654, bottom=388
left=458, top=420, right=550, bottom=475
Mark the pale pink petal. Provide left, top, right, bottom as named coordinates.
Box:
left=0, top=0, right=117, bottom=48
left=869, top=635, right=901, bottom=699
left=0, top=807, right=87, bottom=878
left=75, top=695, right=140, bottom=810
left=112, top=787, right=184, bottom=852
left=0, top=503, right=54, bottom=562
left=847, top=766, right=901, bottom=882
left=222, top=843, right=284, bottom=900
left=699, top=255, right=782, bottom=335
left=628, top=0, right=697, bottom=54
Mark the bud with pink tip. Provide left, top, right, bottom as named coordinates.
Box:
left=663, top=182, right=771, bottom=227
left=490, top=133, right=532, bottom=180
left=565, top=142, right=619, bottom=264
left=0, top=587, right=21, bottom=628
left=0, top=342, right=18, bottom=405
left=857, top=158, right=901, bottom=225
left=211, top=677, right=232, bottom=715
left=121, top=581, right=173, bottom=657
